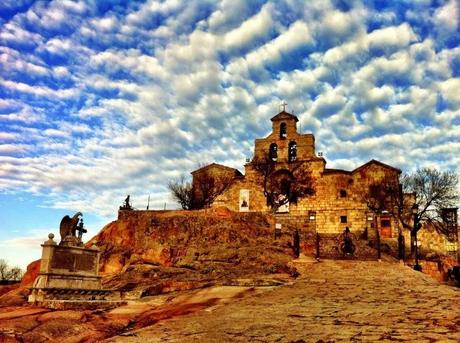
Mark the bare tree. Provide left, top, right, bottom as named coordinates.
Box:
left=363, top=174, right=402, bottom=226
left=0, top=259, right=23, bottom=282
left=168, top=176, right=193, bottom=210
left=364, top=168, right=459, bottom=235
left=290, top=162, right=316, bottom=200
left=7, top=267, right=23, bottom=281
left=0, top=259, right=8, bottom=280
left=192, top=172, right=233, bottom=209
left=401, top=168, right=459, bottom=234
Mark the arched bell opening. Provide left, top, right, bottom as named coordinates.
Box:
left=280, top=122, right=287, bottom=139
left=269, top=143, right=278, bottom=161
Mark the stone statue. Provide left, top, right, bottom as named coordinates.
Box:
left=59, top=212, right=82, bottom=242
left=120, top=195, right=133, bottom=210
left=339, top=227, right=356, bottom=256
left=76, top=218, right=87, bottom=241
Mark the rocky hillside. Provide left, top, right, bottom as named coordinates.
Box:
left=88, top=207, right=298, bottom=296
left=1, top=207, right=297, bottom=307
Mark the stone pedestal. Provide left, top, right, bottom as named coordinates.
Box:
left=29, top=234, right=110, bottom=304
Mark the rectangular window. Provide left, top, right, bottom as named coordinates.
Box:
left=340, top=215, right=347, bottom=223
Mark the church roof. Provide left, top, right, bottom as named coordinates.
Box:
left=352, top=159, right=402, bottom=174
left=191, top=163, right=243, bottom=176
left=323, top=160, right=401, bottom=176
left=323, top=168, right=352, bottom=175
left=270, top=111, right=299, bottom=122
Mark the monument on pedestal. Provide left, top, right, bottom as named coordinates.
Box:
left=28, top=212, right=113, bottom=306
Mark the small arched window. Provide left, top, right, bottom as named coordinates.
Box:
left=269, top=143, right=278, bottom=161
left=280, top=122, right=287, bottom=139
left=288, top=141, right=297, bottom=162
left=340, top=189, right=347, bottom=198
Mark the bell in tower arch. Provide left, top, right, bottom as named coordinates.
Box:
left=280, top=122, right=287, bottom=139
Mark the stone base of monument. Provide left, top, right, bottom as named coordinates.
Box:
left=29, top=287, right=114, bottom=302
left=29, top=287, right=125, bottom=310
left=28, top=233, right=123, bottom=309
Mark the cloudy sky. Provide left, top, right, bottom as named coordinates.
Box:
left=1, top=0, right=459, bottom=268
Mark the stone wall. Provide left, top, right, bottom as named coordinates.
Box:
left=191, top=163, right=242, bottom=208
left=214, top=159, right=401, bottom=237
left=212, top=178, right=268, bottom=212
left=418, top=225, right=458, bottom=256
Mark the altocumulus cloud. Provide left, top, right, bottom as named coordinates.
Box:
left=0, top=0, right=459, bottom=221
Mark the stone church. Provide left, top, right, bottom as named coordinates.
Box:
left=191, top=109, right=401, bottom=238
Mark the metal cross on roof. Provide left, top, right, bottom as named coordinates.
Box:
left=280, top=101, right=288, bottom=112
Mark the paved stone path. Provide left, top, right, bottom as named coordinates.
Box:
left=110, top=260, right=460, bottom=342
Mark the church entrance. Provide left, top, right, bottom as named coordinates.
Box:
left=379, top=216, right=392, bottom=238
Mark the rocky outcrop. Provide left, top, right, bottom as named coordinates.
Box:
left=88, top=207, right=297, bottom=295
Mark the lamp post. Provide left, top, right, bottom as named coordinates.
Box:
left=309, top=211, right=319, bottom=260
left=394, top=205, right=405, bottom=261
left=412, top=204, right=422, bottom=271
left=366, top=213, right=379, bottom=260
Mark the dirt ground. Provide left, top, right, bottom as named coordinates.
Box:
left=1, top=259, right=458, bottom=342
left=107, top=258, right=460, bottom=343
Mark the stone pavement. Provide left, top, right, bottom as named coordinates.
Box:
left=109, top=260, right=460, bottom=342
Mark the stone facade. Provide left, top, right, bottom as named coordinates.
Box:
left=191, top=163, right=243, bottom=208
left=192, top=110, right=402, bottom=237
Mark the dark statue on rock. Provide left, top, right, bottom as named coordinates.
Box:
left=59, top=212, right=87, bottom=246
left=119, top=195, right=133, bottom=210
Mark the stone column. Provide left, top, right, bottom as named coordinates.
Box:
left=40, top=233, right=57, bottom=274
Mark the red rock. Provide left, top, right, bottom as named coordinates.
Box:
left=20, top=259, right=40, bottom=287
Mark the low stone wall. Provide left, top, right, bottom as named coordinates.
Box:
left=405, top=255, right=458, bottom=283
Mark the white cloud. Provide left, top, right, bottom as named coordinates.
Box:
left=223, top=3, right=275, bottom=51
left=125, top=0, right=182, bottom=26
left=23, top=0, right=88, bottom=31
left=433, top=0, right=459, bottom=32
left=323, top=23, right=417, bottom=64
left=0, top=22, right=43, bottom=46
left=310, top=85, right=347, bottom=118
left=437, top=78, right=460, bottom=106
left=364, top=85, right=395, bottom=107
left=0, top=143, right=29, bottom=153
left=0, top=79, right=79, bottom=99
left=367, top=23, right=417, bottom=49
left=207, top=0, right=253, bottom=32
left=235, top=20, right=313, bottom=71
left=0, top=50, right=49, bottom=76
left=90, top=49, right=167, bottom=80
left=0, top=132, right=17, bottom=140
